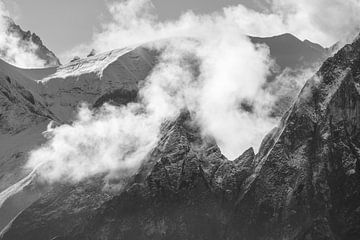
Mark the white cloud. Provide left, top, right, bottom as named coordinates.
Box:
left=28, top=103, right=162, bottom=183
left=29, top=0, right=360, bottom=183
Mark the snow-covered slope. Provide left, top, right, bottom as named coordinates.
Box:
left=0, top=54, right=57, bottom=191
left=0, top=63, right=50, bottom=231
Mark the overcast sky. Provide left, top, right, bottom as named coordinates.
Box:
left=4, top=0, right=358, bottom=62
left=2, top=0, right=267, bottom=57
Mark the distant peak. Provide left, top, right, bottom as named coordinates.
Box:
left=1, top=16, right=61, bottom=67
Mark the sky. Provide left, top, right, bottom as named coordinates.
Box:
left=2, top=0, right=267, bottom=58
left=4, top=0, right=359, bottom=63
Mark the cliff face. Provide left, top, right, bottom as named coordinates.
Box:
left=1, top=36, right=360, bottom=240
left=229, top=41, right=360, bottom=240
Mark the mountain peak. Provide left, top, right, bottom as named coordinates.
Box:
left=2, top=32, right=360, bottom=240
left=250, top=33, right=328, bottom=70
left=2, top=16, right=60, bottom=67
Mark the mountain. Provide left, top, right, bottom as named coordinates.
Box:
left=3, top=17, right=60, bottom=67
left=0, top=55, right=58, bottom=194
left=0, top=59, right=56, bottom=231
left=0, top=33, right=334, bottom=238
left=250, top=33, right=331, bottom=118
left=250, top=33, right=329, bottom=71
left=33, top=46, right=156, bottom=121
left=2, top=33, right=324, bottom=122
left=1, top=34, right=358, bottom=240
left=0, top=45, right=157, bottom=232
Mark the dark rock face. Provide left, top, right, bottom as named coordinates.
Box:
left=2, top=37, right=360, bottom=240
left=228, top=40, right=360, bottom=239
left=93, top=88, right=138, bottom=108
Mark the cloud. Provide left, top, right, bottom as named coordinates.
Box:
left=0, top=1, right=46, bottom=68
left=225, top=0, right=360, bottom=47
left=63, top=0, right=360, bottom=61
left=28, top=0, right=278, bottom=184
left=27, top=38, right=199, bottom=183
left=27, top=104, right=161, bottom=183
left=29, top=0, right=360, bottom=184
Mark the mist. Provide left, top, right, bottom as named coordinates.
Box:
left=27, top=0, right=360, bottom=184
left=26, top=0, right=277, bottom=184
